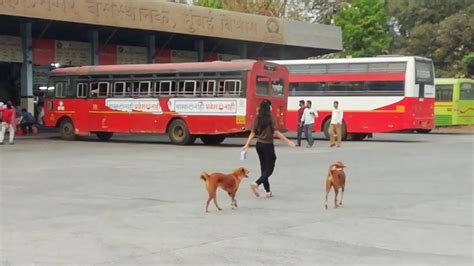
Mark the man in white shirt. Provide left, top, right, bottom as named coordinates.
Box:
left=301, top=100, right=318, bottom=148
left=329, top=101, right=343, bottom=147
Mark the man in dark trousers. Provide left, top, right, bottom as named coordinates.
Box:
left=20, top=108, right=36, bottom=135
left=296, top=100, right=306, bottom=147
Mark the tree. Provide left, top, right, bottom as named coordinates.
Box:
left=387, top=0, right=474, bottom=77
left=463, top=53, right=474, bottom=77
left=333, top=0, right=391, bottom=57
left=194, top=0, right=223, bottom=8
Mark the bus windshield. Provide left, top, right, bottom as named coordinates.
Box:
left=256, top=76, right=284, bottom=97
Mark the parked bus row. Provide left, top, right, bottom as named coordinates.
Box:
left=43, top=56, right=440, bottom=144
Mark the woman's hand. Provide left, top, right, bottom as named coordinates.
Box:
left=287, top=140, right=296, bottom=148
left=241, top=145, right=249, bottom=151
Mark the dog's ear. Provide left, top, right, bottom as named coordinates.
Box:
left=335, top=161, right=346, bottom=168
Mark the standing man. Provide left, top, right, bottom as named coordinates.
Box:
left=0, top=101, right=16, bottom=145
left=301, top=100, right=318, bottom=148
left=329, top=101, right=344, bottom=147
left=296, top=100, right=306, bottom=147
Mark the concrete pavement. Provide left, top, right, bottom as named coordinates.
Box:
left=0, top=133, right=472, bottom=265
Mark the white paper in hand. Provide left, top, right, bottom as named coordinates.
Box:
left=240, top=150, right=247, bottom=161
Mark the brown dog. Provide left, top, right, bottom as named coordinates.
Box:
left=200, top=167, right=249, bottom=212
left=325, top=161, right=346, bottom=209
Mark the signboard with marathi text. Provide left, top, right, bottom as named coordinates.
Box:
left=0, top=0, right=342, bottom=50
left=0, top=35, right=22, bottom=63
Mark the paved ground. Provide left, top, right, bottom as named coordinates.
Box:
left=0, top=132, right=472, bottom=265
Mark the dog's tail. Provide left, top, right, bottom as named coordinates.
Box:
left=200, top=171, right=210, bottom=181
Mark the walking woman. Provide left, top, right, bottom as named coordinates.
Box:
left=241, top=99, right=296, bottom=197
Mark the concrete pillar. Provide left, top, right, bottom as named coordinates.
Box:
left=147, top=35, right=156, bottom=64
left=89, top=30, right=99, bottom=65
left=194, top=40, right=204, bottom=62
left=238, top=43, right=247, bottom=59
left=20, top=23, right=34, bottom=113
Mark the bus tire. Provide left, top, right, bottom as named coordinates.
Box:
left=348, top=133, right=368, bottom=141
left=59, top=118, right=76, bottom=141
left=416, top=129, right=432, bottom=134
left=168, top=119, right=195, bottom=145
left=323, top=119, right=348, bottom=140
left=96, top=132, right=114, bottom=141
left=200, top=135, right=226, bottom=145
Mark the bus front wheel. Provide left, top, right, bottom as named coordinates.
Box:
left=96, top=132, right=114, bottom=141
left=416, top=129, right=432, bottom=134
left=59, top=118, right=76, bottom=141
left=323, top=119, right=347, bottom=140
left=200, top=135, right=226, bottom=145
left=348, top=133, right=368, bottom=141
left=168, top=119, right=195, bottom=145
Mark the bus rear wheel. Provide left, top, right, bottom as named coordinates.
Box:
left=323, top=119, right=347, bottom=140
left=168, top=119, right=195, bottom=145
left=200, top=135, right=226, bottom=145
left=96, top=132, right=114, bottom=141
left=59, top=118, right=76, bottom=141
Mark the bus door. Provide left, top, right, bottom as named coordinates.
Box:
left=88, top=82, right=115, bottom=132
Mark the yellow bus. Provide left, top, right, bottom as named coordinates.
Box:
left=435, top=78, right=474, bottom=126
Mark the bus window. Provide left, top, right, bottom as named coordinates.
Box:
left=55, top=82, right=66, bottom=98
left=202, top=80, right=216, bottom=96
left=113, top=82, right=127, bottom=97
left=415, top=60, right=434, bottom=85
left=366, top=81, right=404, bottom=95
left=327, top=82, right=365, bottom=94
left=158, top=81, right=176, bottom=96
left=435, top=85, right=453, bottom=102
left=256, top=76, right=270, bottom=95
left=90, top=82, right=109, bottom=98
left=460, top=83, right=474, bottom=100
left=224, top=80, right=241, bottom=95
left=77, top=83, right=88, bottom=98
left=178, top=81, right=197, bottom=96
left=271, top=79, right=284, bottom=97
left=138, top=81, right=151, bottom=97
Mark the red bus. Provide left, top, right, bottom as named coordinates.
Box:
left=43, top=61, right=288, bottom=145
left=272, top=56, right=435, bottom=140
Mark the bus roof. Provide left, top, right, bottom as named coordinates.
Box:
left=272, top=56, right=432, bottom=65
left=50, top=60, right=268, bottom=76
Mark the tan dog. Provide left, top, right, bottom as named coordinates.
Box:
left=200, top=167, right=249, bottom=212
left=325, top=161, right=346, bottom=209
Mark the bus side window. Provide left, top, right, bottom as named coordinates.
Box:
left=113, top=82, right=126, bottom=97
left=55, top=82, right=66, bottom=98
left=202, top=80, right=216, bottom=96
left=138, top=81, right=151, bottom=97
left=77, top=83, right=88, bottom=98
left=224, top=80, right=241, bottom=96
left=90, top=82, right=109, bottom=98
left=179, top=81, right=196, bottom=96
left=158, top=81, right=175, bottom=97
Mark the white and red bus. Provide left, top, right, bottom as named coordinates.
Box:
left=44, top=61, right=288, bottom=145
left=272, top=56, right=435, bottom=140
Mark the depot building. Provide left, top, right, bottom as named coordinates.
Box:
left=0, top=0, right=342, bottom=112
